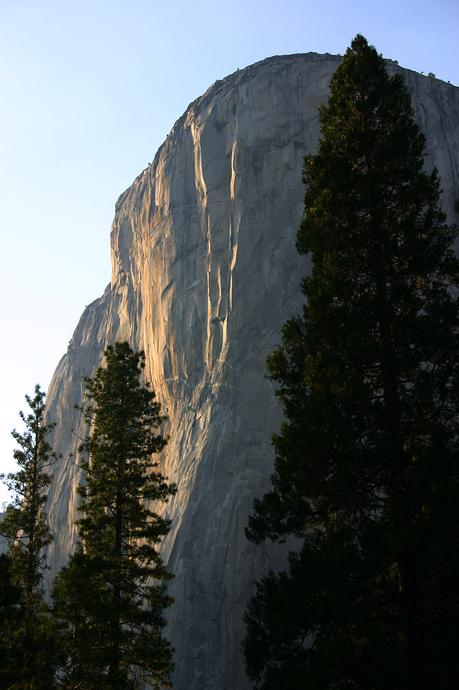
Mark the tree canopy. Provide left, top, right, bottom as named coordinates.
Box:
left=0, top=385, right=58, bottom=689
left=243, top=35, right=459, bottom=690
left=53, top=342, right=175, bottom=690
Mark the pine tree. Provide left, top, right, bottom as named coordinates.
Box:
left=53, top=342, right=175, bottom=690
left=0, top=553, right=24, bottom=688
left=0, top=385, right=58, bottom=689
left=243, top=36, right=459, bottom=690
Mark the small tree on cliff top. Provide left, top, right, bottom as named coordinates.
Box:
left=53, top=342, right=176, bottom=690
left=243, top=35, right=459, bottom=690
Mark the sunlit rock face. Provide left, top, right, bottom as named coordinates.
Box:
left=45, top=53, right=459, bottom=690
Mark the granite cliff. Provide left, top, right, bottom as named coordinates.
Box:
left=45, top=53, right=459, bottom=689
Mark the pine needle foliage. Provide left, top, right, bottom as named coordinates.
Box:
left=53, top=342, right=175, bottom=690
left=0, top=553, right=25, bottom=688
left=243, top=35, right=459, bottom=690
left=0, top=385, right=58, bottom=689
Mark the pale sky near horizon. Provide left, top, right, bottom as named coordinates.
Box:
left=0, top=0, right=458, bottom=503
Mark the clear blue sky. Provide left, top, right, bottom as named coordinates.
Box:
left=1, top=0, right=458, bottom=503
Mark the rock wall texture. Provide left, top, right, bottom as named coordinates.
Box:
left=45, top=53, right=459, bottom=690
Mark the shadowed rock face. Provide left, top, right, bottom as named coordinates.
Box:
left=45, top=53, right=459, bottom=690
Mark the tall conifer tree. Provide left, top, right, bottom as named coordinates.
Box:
left=0, top=553, right=24, bottom=688
left=0, top=385, right=58, bottom=689
left=53, top=342, right=175, bottom=690
left=243, top=36, right=459, bottom=690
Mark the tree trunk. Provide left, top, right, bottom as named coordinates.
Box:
left=377, top=272, right=422, bottom=688
left=109, top=486, right=123, bottom=688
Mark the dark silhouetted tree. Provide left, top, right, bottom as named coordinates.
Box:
left=0, top=553, right=24, bottom=688
left=243, top=35, right=459, bottom=690
left=0, top=385, right=58, bottom=689
left=53, top=342, right=175, bottom=690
